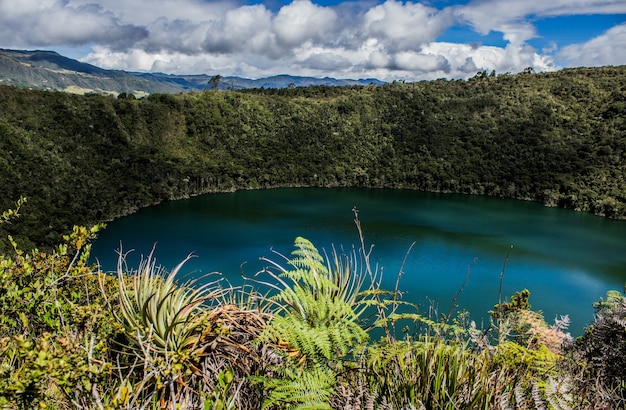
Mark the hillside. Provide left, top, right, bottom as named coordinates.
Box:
left=0, top=65, right=625, bottom=250
left=0, top=48, right=383, bottom=95
left=2, top=58, right=626, bottom=410
left=0, top=49, right=180, bottom=95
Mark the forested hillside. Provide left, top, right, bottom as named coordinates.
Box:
left=1, top=65, right=625, bottom=250
left=1, top=66, right=626, bottom=410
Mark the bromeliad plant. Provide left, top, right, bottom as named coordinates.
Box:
left=115, top=251, right=221, bottom=357
left=113, top=250, right=267, bottom=409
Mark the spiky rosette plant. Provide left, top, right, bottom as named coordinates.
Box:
left=116, top=252, right=221, bottom=356
left=113, top=251, right=268, bottom=409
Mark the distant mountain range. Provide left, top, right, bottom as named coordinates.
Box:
left=0, top=48, right=384, bottom=95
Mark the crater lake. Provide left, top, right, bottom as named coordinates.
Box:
left=90, top=188, right=626, bottom=336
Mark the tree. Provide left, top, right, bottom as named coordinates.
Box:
left=208, top=74, right=222, bottom=90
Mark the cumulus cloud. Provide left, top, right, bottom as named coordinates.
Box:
left=302, top=52, right=352, bottom=70
left=367, top=50, right=391, bottom=69
left=273, top=0, right=338, bottom=48
left=392, top=51, right=450, bottom=72
left=361, top=1, right=454, bottom=52
left=557, top=23, right=626, bottom=66
left=202, top=5, right=277, bottom=56
left=0, top=0, right=624, bottom=81
left=0, top=0, right=147, bottom=48
left=405, top=42, right=556, bottom=80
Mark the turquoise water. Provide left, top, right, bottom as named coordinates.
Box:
left=90, top=188, right=626, bottom=336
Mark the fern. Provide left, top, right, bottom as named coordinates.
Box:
left=260, top=237, right=369, bottom=364
left=261, top=365, right=335, bottom=410
left=257, top=237, right=373, bottom=409
left=544, top=376, right=574, bottom=410
left=531, top=383, right=546, bottom=410
left=571, top=289, right=626, bottom=392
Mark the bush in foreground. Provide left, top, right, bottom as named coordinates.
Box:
left=1, top=202, right=624, bottom=409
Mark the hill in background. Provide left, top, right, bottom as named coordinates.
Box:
left=0, top=56, right=624, bottom=250
left=0, top=48, right=384, bottom=95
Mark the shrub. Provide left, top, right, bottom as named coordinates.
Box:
left=0, top=212, right=117, bottom=408
left=111, top=250, right=267, bottom=409
left=566, top=289, right=626, bottom=408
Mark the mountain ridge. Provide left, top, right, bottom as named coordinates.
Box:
left=0, top=48, right=385, bottom=94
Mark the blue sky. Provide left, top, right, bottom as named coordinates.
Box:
left=0, top=0, right=625, bottom=81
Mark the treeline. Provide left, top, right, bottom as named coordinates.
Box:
left=1, top=65, right=625, bottom=249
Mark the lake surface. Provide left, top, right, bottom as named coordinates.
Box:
left=90, top=188, right=626, bottom=336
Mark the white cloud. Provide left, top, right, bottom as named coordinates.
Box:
left=0, top=0, right=624, bottom=82
left=392, top=51, right=450, bottom=72
left=302, top=52, right=352, bottom=70
left=412, top=42, right=556, bottom=79
left=203, top=5, right=278, bottom=56
left=66, top=0, right=232, bottom=25
left=84, top=47, right=159, bottom=71
left=557, top=23, right=626, bottom=66
left=273, top=0, right=338, bottom=48
left=367, top=50, right=391, bottom=69
left=362, top=1, right=454, bottom=52
left=0, top=0, right=147, bottom=48
left=141, top=18, right=208, bottom=54
left=454, top=0, right=626, bottom=46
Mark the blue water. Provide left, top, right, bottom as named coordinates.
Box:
left=90, top=188, right=626, bottom=336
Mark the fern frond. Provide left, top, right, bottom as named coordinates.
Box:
left=544, top=376, right=574, bottom=410
left=513, top=384, right=526, bottom=408
left=261, top=365, right=335, bottom=410
left=531, top=382, right=547, bottom=410
left=499, top=391, right=513, bottom=410
left=258, top=237, right=376, bottom=408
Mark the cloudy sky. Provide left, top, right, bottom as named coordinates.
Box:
left=1, top=0, right=625, bottom=82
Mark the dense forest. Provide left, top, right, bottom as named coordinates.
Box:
left=1, top=66, right=626, bottom=409
left=1, top=65, right=626, bottom=250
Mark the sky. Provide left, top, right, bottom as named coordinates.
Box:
left=0, top=0, right=625, bottom=82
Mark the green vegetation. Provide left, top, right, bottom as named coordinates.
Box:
left=1, top=65, right=626, bottom=250
left=255, top=236, right=372, bottom=409
left=1, top=65, right=626, bottom=408
left=1, top=201, right=624, bottom=409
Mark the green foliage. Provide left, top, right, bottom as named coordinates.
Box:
left=0, top=194, right=623, bottom=409
left=0, top=196, right=25, bottom=225
left=345, top=282, right=576, bottom=409
left=204, top=367, right=237, bottom=410
left=492, top=341, right=559, bottom=377
left=0, top=200, right=267, bottom=409
left=112, top=252, right=266, bottom=409
left=0, top=221, right=118, bottom=408
left=256, top=237, right=371, bottom=409
left=492, top=289, right=534, bottom=345
left=115, top=251, right=217, bottom=355
left=569, top=290, right=626, bottom=398
left=492, top=288, right=531, bottom=320
left=261, top=237, right=369, bottom=364
left=361, top=336, right=492, bottom=409
left=260, top=366, right=336, bottom=410
left=2, top=66, right=626, bottom=251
